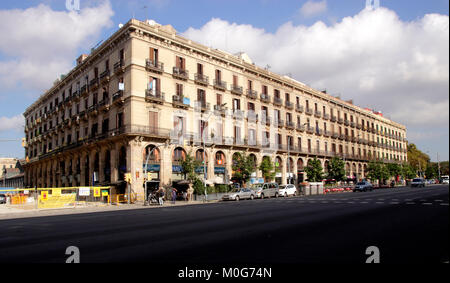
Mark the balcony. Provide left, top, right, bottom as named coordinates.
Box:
left=246, top=89, right=257, bottom=100
left=231, top=85, right=243, bottom=96
left=331, top=116, right=337, bottom=122
left=305, top=108, right=313, bottom=115
left=87, top=104, right=99, bottom=117
left=146, top=59, right=164, bottom=74
left=99, top=69, right=110, bottom=85
left=285, top=101, right=294, bottom=110
left=276, top=119, right=284, bottom=128
left=323, top=130, right=331, bottom=137
left=172, top=67, right=189, bottom=80
left=89, top=78, right=100, bottom=91
left=112, top=90, right=124, bottom=105
left=306, top=126, right=314, bottom=134
left=273, top=97, right=283, bottom=107
left=343, top=119, right=349, bottom=126
left=296, top=124, right=305, bottom=132
left=351, top=136, right=358, bottom=143
left=323, top=113, right=330, bottom=120
left=332, top=132, right=339, bottom=139
left=295, top=104, right=304, bottom=113
left=194, top=73, right=209, bottom=86
left=247, top=111, right=257, bottom=123
left=145, top=89, right=165, bottom=104
left=195, top=101, right=210, bottom=112
left=213, top=79, right=227, bottom=91
left=356, top=123, right=362, bottom=129
left=260, top=93, right=271, bottom=103
left=314, top=110, right=322, bottom=118
left=80, top=85, right=88, bottom=97
left=338, top=134, right=345, bottom=140
left=98, top=98, right=110, bottom=112
left=350, top=121, right=356, bottom=128
left=172, top=95, right=190, bottom=109
left=214, top=104, right=227, bottom=116
left=338, top=118, right=344, bottom=124
left=114, top=60, right=125, bottom=75
left=285, top=121, right=295, bottom=130
left=315, top=128, right=323, bottom=136
left=233, top=110, right=244, bottom=120
left=261, top=116, right=271, bottom=126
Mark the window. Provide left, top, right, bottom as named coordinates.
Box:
left=176, top=83, right=183, bottom=96
left=233, top=99, right=240, bottom=111
left=176, top=56, right=185, bottom=69
left=149, top=48, right=158, bottom=63
left=197, top=63, right=203, bottom=75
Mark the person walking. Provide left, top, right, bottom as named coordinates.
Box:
left=158, top=187, right=164, bottom=206
left=171, top=187, right=177, bottom=204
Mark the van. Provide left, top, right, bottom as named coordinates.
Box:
left=252, top=183, right=279, bottom=199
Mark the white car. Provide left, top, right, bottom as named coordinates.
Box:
left=278, top=184, right=298, bottom=197
left=251, top=183, right=279, bottom=199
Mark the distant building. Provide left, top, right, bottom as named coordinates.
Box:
left=0, top=159, right=25, bottom=188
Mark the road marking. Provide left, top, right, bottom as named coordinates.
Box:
left=347, top=201, right=355, bottom=204
left=440, top=203, right=449, bottom=206
left=360, top=201, right=369, bottom=204
left=389, top=202, right=400, bottom=204
left=435, top=200, right=443, bottom=202
left=406, top=202, right=415, bottom=205
left=375, top=202, right=384, bottom=204
left=422, top=203, right=432, bottom=205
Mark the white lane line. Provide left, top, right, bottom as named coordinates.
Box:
left=389, top=202, right=400, bottom=204
left=406, top=202, right=416, bottom=205
left=375, top=202, right=384, bottom=204
left=347, top=201, right=355, bottom=204
left=360, top=201, right=369, bottom=204
left=440, top=203, right=449, bottom=206
left=435, top=200, right=443, bottom=202
left=422, top=203, right=433, bottom=205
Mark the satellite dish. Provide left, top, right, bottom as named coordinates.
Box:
left=118, top=23, right=123, bottom=28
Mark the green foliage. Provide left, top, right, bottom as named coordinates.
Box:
left=259, top=157, right=275, bottom=182
left=401, top=163, right=417, bottom=179
left=407, top=143, right=430, bottom=173
left=231, top=152, right=256, bottom=187
left=181, top=151, right=202, bottom=183
left=366, top=161, right=390, bottom=182
left=304, top=157, right=324, bottom=182
left=326, top=157, right=346, bottom=181
left=385, top=163, right=402, bottom=178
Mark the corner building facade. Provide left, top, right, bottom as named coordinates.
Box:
left=23, top=19, right=408, bottom=198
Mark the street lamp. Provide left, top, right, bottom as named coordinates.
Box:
left=202, top=103, right=227, bottom=202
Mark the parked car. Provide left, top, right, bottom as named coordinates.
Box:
left=353, top=181, right=373, bottom=192
left=0, top=194, right=6, bottom=204
left=221, top=188, right=255, bottom=201
left=252, top=183, right=279, bottom=199
left=411, top=178, right=426, bottom=188
left=278, top=184, right=298, bottom=197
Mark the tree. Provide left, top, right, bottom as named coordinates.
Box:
left=326, top=157, right=346, bottom=182
left=366, top=161, right=390, bottom=184
left=304, top=158, right=324, bottom=182
left=259, top=157, right=275, bottom=182
left=425, top=163, right=438, bottom=179
left=181, top=151, right=202, bottom=183
left=407, top=143, right=430, bottom=174
left=401, top=163, right=417, bottom=180
left=231, top=152, right=256, bottom=187
left=385, top=163, right=402, bottom=180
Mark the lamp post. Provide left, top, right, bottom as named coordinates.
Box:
left=202, top=103, right=227, bottom=202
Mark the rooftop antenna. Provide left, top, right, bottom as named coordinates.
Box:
left=265, top=64, right=271, bottom=71
left=143, top=5, right=149, bottom=21
left=90, top=40, right=103, bottom=53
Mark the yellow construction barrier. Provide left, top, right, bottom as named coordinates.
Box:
left=38, top=193, right=76, bottom=209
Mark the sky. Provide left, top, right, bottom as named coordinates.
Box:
left=0, top=0, right=448, bottom=161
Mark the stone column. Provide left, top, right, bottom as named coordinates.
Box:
left=281, top=156, right=287, bottom=185
left=110, top=146, right=118, bottom=183
left=99, top=148, right=105, bottom=184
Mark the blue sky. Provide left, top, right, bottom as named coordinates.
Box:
left=0, top=0, right=448, bottom=161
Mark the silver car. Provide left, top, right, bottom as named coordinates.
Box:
left=222, top=188, right=256, bottom=201
left=411, top=178, right=426, bottom=188
left=278, top=184, right=298, bottom=197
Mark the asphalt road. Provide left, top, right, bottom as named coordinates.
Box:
left=0, top=184, right=448, bottom=263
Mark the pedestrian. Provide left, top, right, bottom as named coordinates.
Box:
left=183, top=190, right=187, bottom=201
left=187, top=183, right=194, bottom=202
left=171, top=187, right=177, bottom=204
left=158, top=187, right=164, bottom=206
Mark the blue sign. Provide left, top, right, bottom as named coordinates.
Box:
left=183, top=97, right=190, bottom=106
left=172, top=165, right=183, bottom=173
left=195, top=166, right=207, bottom=173
left=143, top=164, right=160, bottom=172
left=214, top=167, right=226, bottom=174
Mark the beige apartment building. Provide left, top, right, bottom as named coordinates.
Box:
left=23, top=19, right=408, bottom=198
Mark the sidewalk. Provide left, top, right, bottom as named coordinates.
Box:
left=0, top=199, right=219, bottom=220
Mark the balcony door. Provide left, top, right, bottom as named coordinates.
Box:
left=149, top=48, right=158, bottom=63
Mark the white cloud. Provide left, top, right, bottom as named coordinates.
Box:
left=182, top=8, right=449, bottom=131
left=0, top=1, right=114, bottom=94
left=299, top=0, right=327, bottom=18
left=0, top=115, right=24, bottom=132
